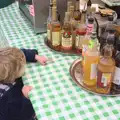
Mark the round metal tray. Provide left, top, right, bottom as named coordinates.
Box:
left=70, top=58, right=120, bottom=96
left=44, top=37, right=80, bottom=56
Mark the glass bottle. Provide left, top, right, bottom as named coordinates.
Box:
left=61, top=12, right=72, bottom=51
left=69, top=5, right=76, bottom=49
left=100, top=29, right=116, bottom=56
left=75, top=10, right=87, bottom=53
left=83, top=32, right=100, bottom=88
left=111, top=52, right=120, bottom=94
left=96, top=44, right=115, bottom=94
left=47, top=1, right=53, bottom=44
left=74, top=0, right=81, bottom=21
left=51, top=6, right=61, bottom=50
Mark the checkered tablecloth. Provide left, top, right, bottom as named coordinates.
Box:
left=0, top=2, right=120, bottom=120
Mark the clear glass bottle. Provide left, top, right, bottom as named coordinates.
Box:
left=83, top=32, right=99, bottom=88
left=61, top=12, right=72, bottom=51
left=51, top=6, right=61, bottom=50
left=96, top=44, right=115, bottom=94
left=47, top=1, right=53, bottom=44
left=74, top=0, right=81, bottom=21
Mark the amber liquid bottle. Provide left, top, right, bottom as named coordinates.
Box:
left=83, top=32, right=99, bottom=88
left=61, top=12, right=72, bottom=51
left=75, top=10, right=87, bottom=53
left=47, top=1, right=53, bottom=44
left=51, top=6, right=61, bottom=50
left=96, top=44, right=115, bottom=94
left=74, top=0, right=81, bottom=21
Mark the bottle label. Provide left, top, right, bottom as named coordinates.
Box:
left=97, top=71, right=112, bottom=88
left=87, top=24, right=94, bottom=34
left=52, top=32, right=60, bottom=46
left=82, top=45, right=88, bottom=56
left=90, top=64, right=97, bottom=80
left=61, top=32, right=72, bottom=48
left=47, top=29, right=50, bottom=41
left=113, top=67, right=120, bottom=85
left=75, top=35, right=84, bottom=49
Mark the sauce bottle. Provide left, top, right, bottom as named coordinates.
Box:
left=83, top=32, right=99, bottom=88
left=96, top=44, right=115, bottom=94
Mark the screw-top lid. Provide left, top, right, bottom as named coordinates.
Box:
left=108, top=15, right=114, bottom=21
left=88, top=17, right=94, bottom=24
left=102, top=44, right=114, bottom=57
left=70, top=5, right=74, bottom=12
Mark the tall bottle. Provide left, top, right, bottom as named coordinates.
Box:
left=75, top=10, right=87, bottom=53
left=47, top=1, right=53, bottom=44
left=69, top=5, right=76, bottom=49
left=111, top=53, right=120, bottom=94
left=96, top=44, right=115, bottom=94
left=61, top=12, right=72, bottom=51
left=74, top=0, right=81, bottom=21
left=83, top=32, right=99, bottom=88
left=51, top=6, right=61, bottom=50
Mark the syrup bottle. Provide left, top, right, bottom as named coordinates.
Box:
left=47, top=1, right=53, bottom=44
left=96, top=44, right=115, bottom=94
left=61, top=12, right=72, bottom=51
left=111, top=53, right=120, bottom=94
left=51, top=6, right=61, bottom=50
left=83, top=32, right=99, bottom=88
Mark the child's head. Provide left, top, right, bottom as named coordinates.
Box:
left=0, top=47, right=26, bottom=83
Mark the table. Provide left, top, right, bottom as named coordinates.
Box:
left=0, top=2, right=120, bottom=120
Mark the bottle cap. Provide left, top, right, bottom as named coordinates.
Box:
left=108, top=15, right=114, bottom=21
left=64, top=12, right=70, bottom=21
left=88, top=17, right=94, bottom=24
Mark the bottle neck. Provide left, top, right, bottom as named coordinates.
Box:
left=52, top=10, right=57, bottom=21
left=81, top=12, right=86, bottom=24
left=75, top=0, right=80, bottom=11
left=48, top=4, right=53, bottom=19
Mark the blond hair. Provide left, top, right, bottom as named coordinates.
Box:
left=0, top=47, right=26, bottom=83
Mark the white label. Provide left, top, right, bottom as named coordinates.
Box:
left=61, top=36, right=72, bottom=48
left=113, top=67, right=120, bottom=85
left=47, top=29, right=50, bottom=40
left=52, top=32, right=60, bottom=46
left=75, top=35, right=84, bottom=49
left=90, top=64, right=97, bottom=80
left=101, top=73, right=111, bottom=87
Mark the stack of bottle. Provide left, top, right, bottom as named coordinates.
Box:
left=82, top=14, right=120, bottom=94
left=47, top=0, right=97, bottom=53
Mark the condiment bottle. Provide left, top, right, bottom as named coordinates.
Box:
left=47, top=1, right=53, bottom=44
left=111, top=53, right=120, bottom=94
left=96, top=44, right=115, bottom=94
left=83, top=32, right=99, bottom=88
left=51, top=6, right=61, bottom=50
left=61, top=12, right=72, bottom=51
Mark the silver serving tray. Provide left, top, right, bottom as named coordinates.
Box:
left=70, top=58, right=120, bottom=96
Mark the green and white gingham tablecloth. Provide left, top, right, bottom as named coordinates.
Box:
left=0, top=2, right=120, bottom=120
